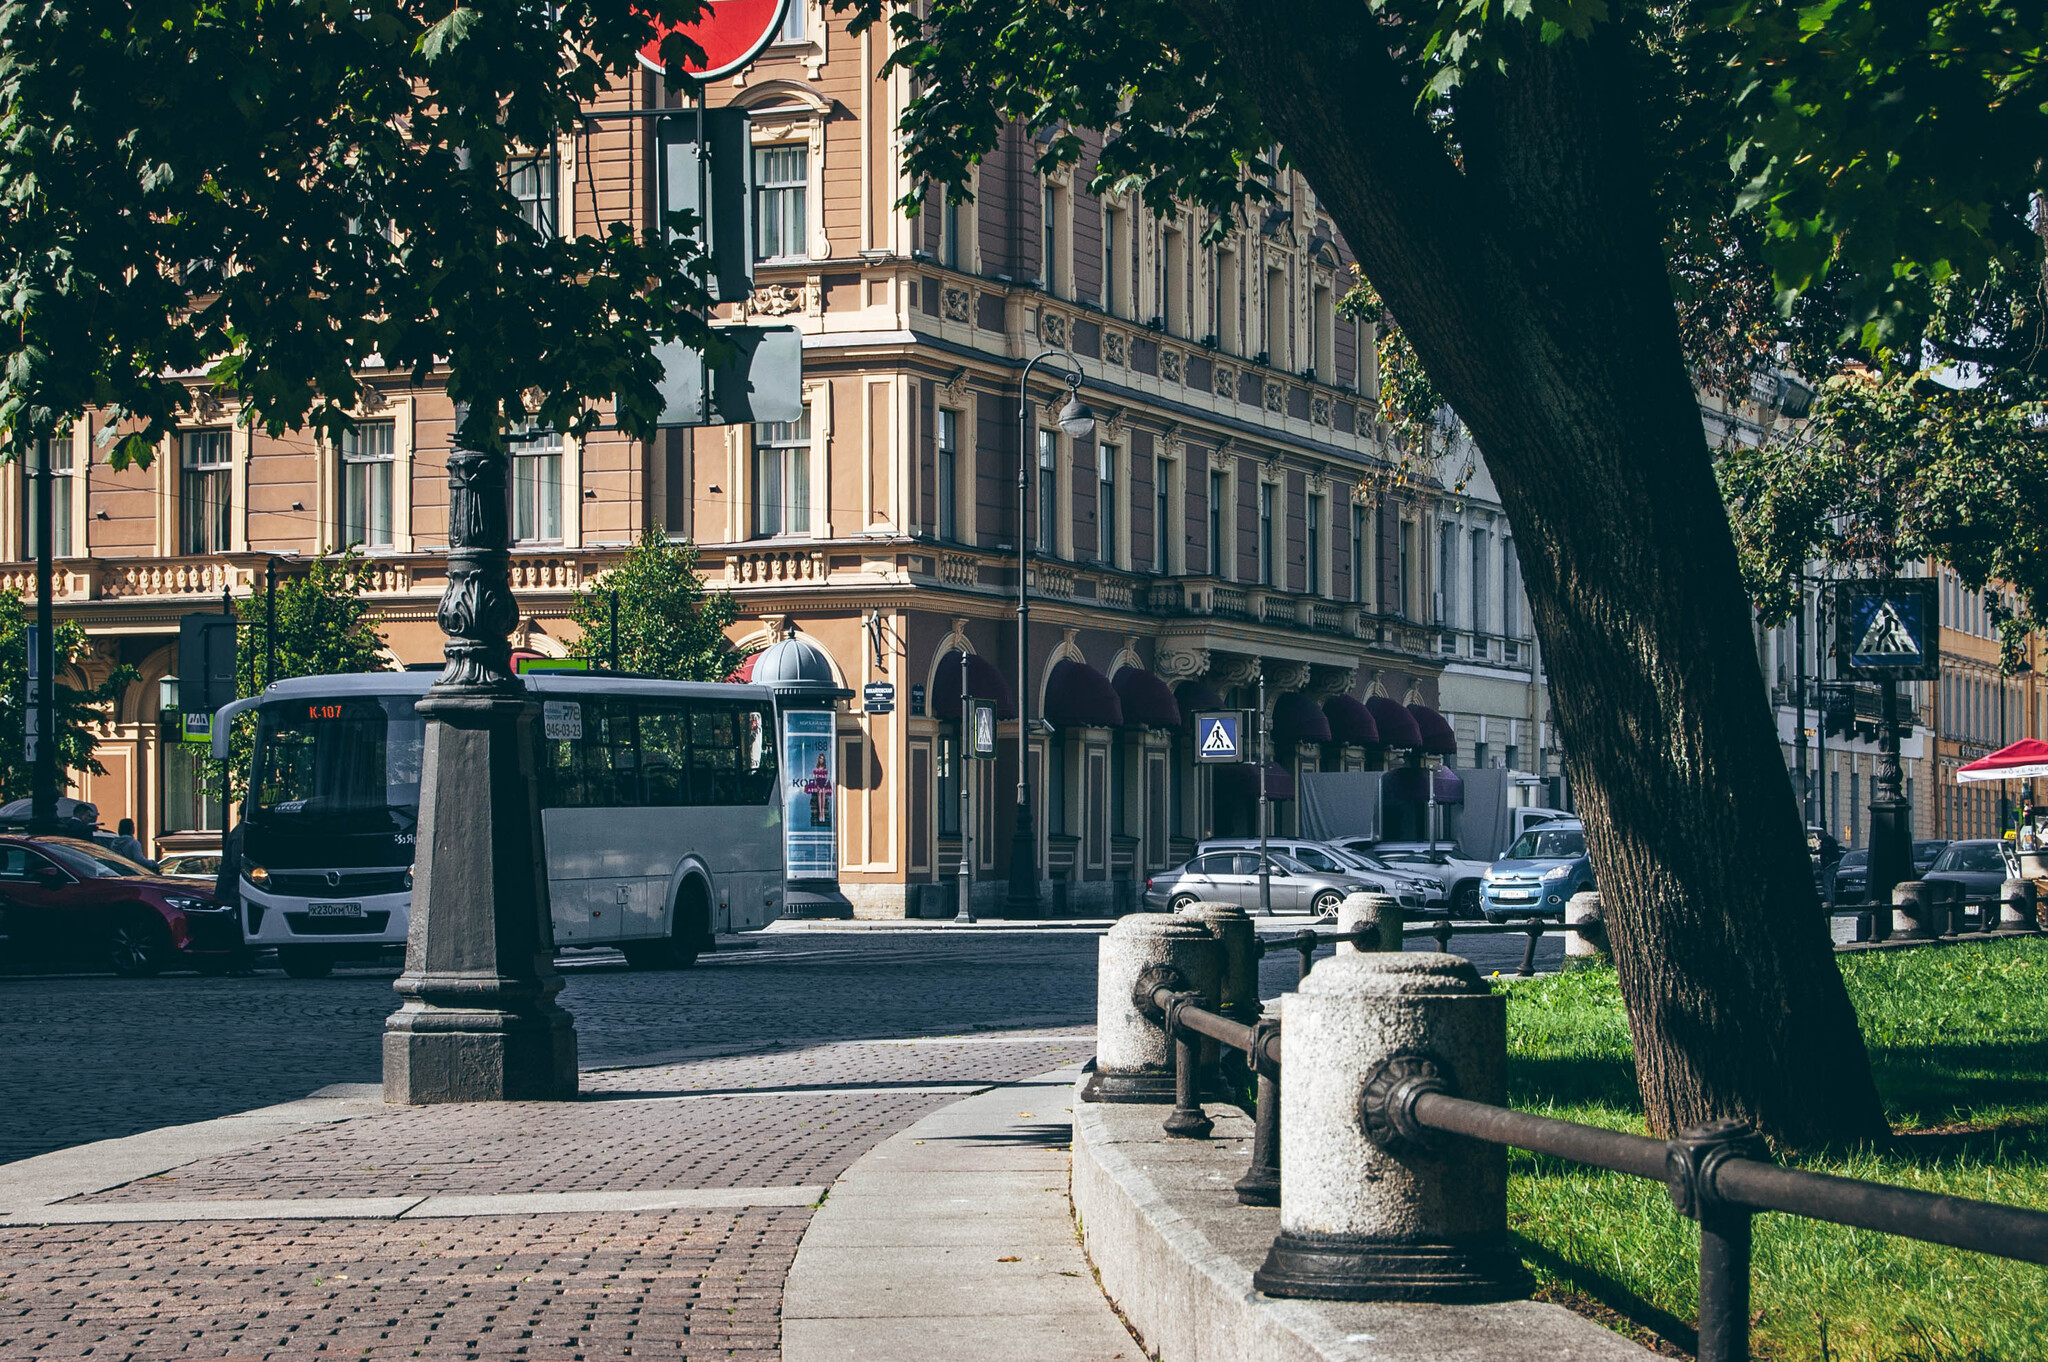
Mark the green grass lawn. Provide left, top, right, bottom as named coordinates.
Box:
left=1504, top=939, right=2048, bottom=1361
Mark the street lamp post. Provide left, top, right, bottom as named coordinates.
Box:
left=1006, top=350, right=1094, bottom=918
left=27, top=437, right=57, bottom=836
left=955, top=649, right=975, bottom=924
left=1257, top=669, right=1270, bottom=917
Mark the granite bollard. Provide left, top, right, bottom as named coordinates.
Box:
left=1084, top=913, right=1221, bottom=1103
left=1337, top=892, right=1403, bottom=955
left=1254, top=952, right=1530, bottom=1303
left=1891, top=881, right=1934, bottom=941
left=1564, top=891, right=1609, bottom=965
left=2002, top=878, right=2039, bottom=931
left=1176, top=899, right=1258, bottom=1099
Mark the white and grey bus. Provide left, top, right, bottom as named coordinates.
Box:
left=216, top=671, right=784, bottom=978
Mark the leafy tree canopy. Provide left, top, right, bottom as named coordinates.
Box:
left=0, top=594, right=134, bottom=802
left=0, top=0, right=727, bottom=464
left=567, top=528, right=742, bottom=680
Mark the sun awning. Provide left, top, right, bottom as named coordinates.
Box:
left=930, top=651, right=1018, bottom=720
left=724, top=653, right=759, bottom=683
left=1323, top=695, right=1380, bottom=745
left=1366, top=696, right=1424, bottom=749
left=1272, top=692, right=1333, bottom=745
left=1407, top=704, right=1458, bottom=757
left=1112, top=668, right=1182, bottom=729
left=1216, top=760, right=1295, bottom=802
left=1045, top=659, right=1125, bottom=728
left=1383, top=764, right=1464, bottom=805
left=1176, top=679, right=1225, bottom=716
left=1957, top=738, right=2048, bottom=783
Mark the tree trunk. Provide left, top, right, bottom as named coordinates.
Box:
left=1177, top=0, right=1887, bottom=1147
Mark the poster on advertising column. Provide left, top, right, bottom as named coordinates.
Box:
left=782, top=710, right=838, bottom=880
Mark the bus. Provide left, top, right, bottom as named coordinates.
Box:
left=216, top=672, right=784, bottom=978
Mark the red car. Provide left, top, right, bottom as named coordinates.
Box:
left=0, top=836, right=241, bottom=976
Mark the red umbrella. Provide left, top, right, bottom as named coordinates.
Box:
left=1956, top=738, right=2048, bottom=783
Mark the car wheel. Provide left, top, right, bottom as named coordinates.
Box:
left=108, top=912, right=169, bottom=978
left=1169, top=894, right=1198, bottom=913
left=627, top=884, right=708, bottom=970
left=278, top=947, right=335, bottom=980
left=1311, top=890, right=1344, bottom=917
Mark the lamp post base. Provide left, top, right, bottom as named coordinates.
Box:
left=382, top=689, right=578, bottom=1105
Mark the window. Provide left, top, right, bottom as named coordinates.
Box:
left=1047, top=735, right=1066, bottom=833
left=1098, top=444, right=1118, bottom=566
left=1306, top=493, right=1322, bottom=596
left=341, top=421, right=395, bottom=549
left=540, top=697, right=777, bottom=809
left=938, top=735, right=960, bottom=837
left=22, top=438, right=73, bottom=560
left=778, top=0, right=806, bottom=41
left=180, top=430, right=232, bottom=555
left=1103, top=206, right=1122, bottom=316
left=1037, top=429, right=1058, bottom=554
left=1437, top=522, right=1457, bottom=624
left=1258, top=482, right=1275, bottom=586
left=753, top=410, right=812, bottom=538
left=162, top=741, right=222, bottom=833
left=1312, top=284, right=1335, bottom=379
left=1216, top=247, right=1241, bottom=352
left=755, top=146, right=809, bottom=261
left=1469, top=529, right=1488, bottom=633
left=1155, top=460, right=1173, bottom=574
left=1351, top=504, right=1366, bottom=604
left=936, top=408, right=960, bottom=542
left=510, top=427, right=563, bottom=543
left=1208, top=469, right=1225, bottom=577
left=1398, top=520, right=1415, bottom=618
left=1503, top=743, right=1518, bottom=772
left=1041, top=182, right=1063, bottom=294
left=1264, top=268, right=1288, bottom=365
left=506, top=154, right=559, bottom=238
left=940, top=197, right=961, bottom=270
left=1503, top=537, right=1521, bottom=638
left=1161, top=227, right=1186, bottom=332
left=1473, top=740, right=1490, bottom=769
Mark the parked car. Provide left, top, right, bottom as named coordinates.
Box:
left=1913, top=840, right=1951, bottom=877
left=1197, top=839, right=1440, bottom=908
left=1827, top=848, right=1869, bottom=905
left=1145, top=850, right=1411, bottom=916
left=1342, top=840, right=1492, bottom=918
left=158, top=851, right=222, bottom=882
left=1923, top=839, right=2015, bottom=905
left=0, top=835, right=239, bottom=976
left=1480, top=821, right=1593, bottom=921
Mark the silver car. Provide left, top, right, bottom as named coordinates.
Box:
left=1144, top=850, right=1414, bottom=916
left=1198, top=838, right=1443, bottom=908
left=1345, top=840, right=1493, bottom=918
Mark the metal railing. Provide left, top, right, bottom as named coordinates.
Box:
left=1139, top=925, right=2048, bottom=1362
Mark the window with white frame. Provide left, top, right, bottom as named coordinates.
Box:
left=1161, top=227, right=1186, bottom=334
left=940, top=196, right=962, bottom=270
left=1258, top=481, right=1276, bottom=586
left=1306, top=492, right=1323, bottom=596
left=341, top=421, right=396, bottom=549
left=1208, top=467, right=1227, bottom=578
left=777, top=0, right=806, bottom=41
left=1036, top=429, right=1058, bottom=555
left=1351, top=503, right=1367, bottom=604
left=1103, top=205, right=1124, bottom=316
left=1313, top=284, right=1335, bottom=380
left=1264, top=268, right=1288, bottom=365
left=1216, top=245, right=1241, bottom=352
left=510, top=427, right=563, bottom=544
left=937, top=408, right=961, bottom=542
left=753, top=410, right=812, bottom=538
left=506, top=154, right=559, bottom=239
left=1097, top=443, right=1119, bottom=567
left=1469, top=528, right=1488, bottom=633
left=180, top=430, right=232, bottom=555
left=1502, top=536, right=1523, bottom=638
left=1155, top=459, right=1174, bottom=575
left=1041, top=182, right=1064, bottom=295
left=1436, top=522, right=1456, bottom=625
left=755, top=146, right=809, bottom=261
left=21, top=438, right=74, bottom=559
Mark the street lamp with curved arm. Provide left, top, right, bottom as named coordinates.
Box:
left=1008, top=349, right=1095, bottom=916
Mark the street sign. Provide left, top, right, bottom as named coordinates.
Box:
left=967, top=700, right=999, bottom=760
left=1195, top=711, right=1245, bottom=765
left=910, top=683, right=925, bottom=716
left=178, top=612, right=238, bottom=732
left=862, top=682, right=895, bottom=714
left=1834, top=579, right=1939, bottom=680
left=517, top=656, right=593, bottom=676
left=637, top=0, right=792, bottom=80
left=655, top=325, right=803, bottom=428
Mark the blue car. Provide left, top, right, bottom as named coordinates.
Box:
left=1480, top=821, right=1593, bottom=921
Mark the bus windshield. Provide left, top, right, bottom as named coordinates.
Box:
left=252, top=695, right=425, bottom=833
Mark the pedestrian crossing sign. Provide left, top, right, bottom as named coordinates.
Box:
left=1195, top=711, right=1245, bottom=765
left=1835, top=578, right=1939, bottom=680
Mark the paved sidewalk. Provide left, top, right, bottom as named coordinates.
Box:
left=783, top=1065, right=1138, bottom=1361
left=0, top=1029, right=1096, bottom=1359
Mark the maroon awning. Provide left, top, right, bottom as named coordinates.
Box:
left=1272, top=692, right=1333, bottom=746
left=1216, top=760, right=1295, bottom=802
left=724, top=653, right=759, bottom=683
left=1045, top=659, right=1124, bottom=728
left=1366, top=696, right=1424, bottom=749
left=1384, top=764, right=1464, bottom=805
left=1112, top=668, right=1181, bottom=729
left=931, top=651, right=1017, bottom=720
left=1323, top=695, right=1380, bottom=745
left=1176, top=679, right=1225, bottom=715
left=1408, top=704, right=1458, bottom=757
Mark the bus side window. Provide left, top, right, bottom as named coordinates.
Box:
left=741, top=707, right=777, bottom=803
left=638, top=702, right=691, bottom=808
left=690, top=706, right=741, bottom=805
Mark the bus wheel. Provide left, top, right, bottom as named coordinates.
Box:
left=626, top=886, right=709, bottom=970
left=279, top=947, right=335, bottom=980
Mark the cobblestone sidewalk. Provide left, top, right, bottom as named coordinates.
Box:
left=0, top=1029, right=1092, bottom=1360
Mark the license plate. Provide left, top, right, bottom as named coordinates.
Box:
left=1494, top=892, right=1535, bottom=903
left=308, top=902, right=364, bottom=918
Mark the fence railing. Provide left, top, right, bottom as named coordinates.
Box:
left=1088, top=895, right=2048, bottom=1362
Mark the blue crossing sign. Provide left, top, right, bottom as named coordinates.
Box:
left=1195, top=711, right=1245, bottom=765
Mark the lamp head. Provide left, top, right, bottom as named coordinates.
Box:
left=1057, top=372, right=1096, bottom=440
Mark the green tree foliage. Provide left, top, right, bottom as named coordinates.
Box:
left=0, top=595, right=134, bottom=802
left=216, top=553, right=391, bottom=801
left=0, top=0, right=724, bottom=464
left=566, top=529, right=742, bottom=680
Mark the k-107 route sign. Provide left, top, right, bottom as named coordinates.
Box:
left=638, top=0, right=792, bottom=80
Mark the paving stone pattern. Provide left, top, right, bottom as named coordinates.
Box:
left=0, top=1208, right=804, bottom=1359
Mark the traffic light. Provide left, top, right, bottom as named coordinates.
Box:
left=658, top=107, right=755, bottom=304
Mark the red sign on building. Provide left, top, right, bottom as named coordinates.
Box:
left=638, top=0, right=792, bottom=80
